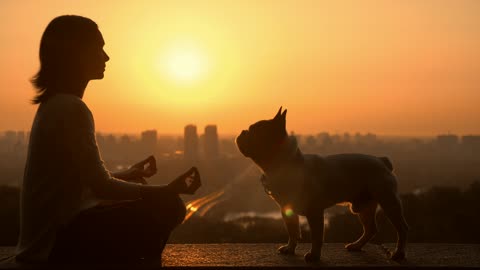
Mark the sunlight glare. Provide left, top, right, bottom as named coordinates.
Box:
left=160, top=43, right=209, bottom=84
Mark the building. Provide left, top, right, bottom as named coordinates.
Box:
left=204, top=125, right=219, bottom=159
left=17, top=131, right=26, bottom=145
left=462, top=135, right=480, bottom=149
left=4, top=130, right=16, bottom=145
left=141, top=129, right=157, bottom=151
left=184, top=125, right=199, bottom=161
left=436, top=134, right=459, bottom=147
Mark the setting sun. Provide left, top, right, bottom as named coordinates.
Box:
left=160, top=44, right=209, bottom=85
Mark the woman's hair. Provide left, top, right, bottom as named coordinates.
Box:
left=31, top=15, right=98, bottom=104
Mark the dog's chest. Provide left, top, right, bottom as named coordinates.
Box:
left=262, top=166, right=310, bottom=215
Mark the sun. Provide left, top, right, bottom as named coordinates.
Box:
left=160, top=44, right=209, bottom=84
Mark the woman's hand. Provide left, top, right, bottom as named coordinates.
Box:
left=167, top=167, right=201, bottom=194
left=113, top=156, right=157, bottom=184
left=130, top=155, right=157, bottom=178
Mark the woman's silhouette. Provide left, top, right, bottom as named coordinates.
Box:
left=16, top=15, right=200, bottom=264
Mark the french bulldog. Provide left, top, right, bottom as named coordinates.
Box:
left=236, top=108, right=408, bottom=263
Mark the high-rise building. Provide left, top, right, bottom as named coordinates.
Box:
left=184, top=125, right=199, bottom=161
left=204, top=125, right=219, bottom=159
left=141, top=129, right=157, bottom=150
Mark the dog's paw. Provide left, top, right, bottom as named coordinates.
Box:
left=345, top=242, right=363, bottom=252
left=277, top=244, right=296, bottom=255
left=388, top=249, right=406, bottom=261
left=304, top=251, right=321, bottom=263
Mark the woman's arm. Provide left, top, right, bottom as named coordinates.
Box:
left=64, top=100, right=199, bottom=200
left=111, top=169, right=135, bottom=181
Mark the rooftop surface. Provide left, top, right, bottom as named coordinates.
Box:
left=1, top=243, right=479, bottom=269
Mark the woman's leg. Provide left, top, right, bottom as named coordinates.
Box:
left=49, top=194, right=186, bottom=263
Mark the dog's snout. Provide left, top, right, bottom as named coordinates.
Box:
left=238, top=130, right=248, bottom=139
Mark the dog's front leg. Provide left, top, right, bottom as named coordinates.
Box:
left=278, top=210, right=300, bottom=255
left=305, top=209, right=324, bottom=263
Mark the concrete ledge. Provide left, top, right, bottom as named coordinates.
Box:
left=1, top=243, right=480, bottom=269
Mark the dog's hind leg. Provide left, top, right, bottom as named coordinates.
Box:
left=377, top=192, right=408, bottom=261
left=345, top=200, right=378, bottom=251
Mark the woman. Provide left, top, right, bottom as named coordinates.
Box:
left=16, top=15, right=200, bottom=264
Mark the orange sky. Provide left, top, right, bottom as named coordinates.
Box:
left=1, top=0, right=479, bottom=136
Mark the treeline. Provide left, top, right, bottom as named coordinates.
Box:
left=170, top=181, right=480, bottom=244
left=1, top=181, right=479, bottom=246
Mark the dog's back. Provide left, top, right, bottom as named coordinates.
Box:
left=303, top=153, right=396, bottom=209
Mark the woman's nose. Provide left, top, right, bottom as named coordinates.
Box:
left=103, top=50, right=110, bottom=62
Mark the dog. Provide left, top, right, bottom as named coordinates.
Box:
left=236, top=108, right=408, bottom=263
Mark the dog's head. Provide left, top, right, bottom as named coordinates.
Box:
left=236, top=107, right=288, bottom=165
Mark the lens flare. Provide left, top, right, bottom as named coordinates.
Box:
left=283, top=206, right=295, bottom=217
left=198, top=198, right=226, bottom=217
left=182, top=164, right=257, bottom=223
left=184, top=190, right=225, bottom=222
left=284, top=208, right=295, bottom=217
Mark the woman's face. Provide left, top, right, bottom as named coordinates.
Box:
left=80, top=29, right=110, bottom=81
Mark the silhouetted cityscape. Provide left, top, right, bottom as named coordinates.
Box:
left=1, top=127, right=479, bottom=190
left=1, top=126, right=479, bottom=245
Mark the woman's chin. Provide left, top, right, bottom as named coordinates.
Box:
left=91, top=72, right=105, bottom=80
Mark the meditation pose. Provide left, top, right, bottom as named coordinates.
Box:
left=15, top=15, right=200, bottom=264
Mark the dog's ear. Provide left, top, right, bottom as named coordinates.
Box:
left=274, top=107, right=287, bottom=130
left=274, top=106, right=283, bottom=120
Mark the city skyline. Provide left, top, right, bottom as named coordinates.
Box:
left=2, top=124, right=479, bottom=148
left=2, top=126, right=479, bottom=140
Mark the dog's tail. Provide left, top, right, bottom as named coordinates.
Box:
left=379, top=156, right=393, bottom=172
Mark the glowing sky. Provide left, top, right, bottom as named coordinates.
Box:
left=1, top=0, right=479, bottom=136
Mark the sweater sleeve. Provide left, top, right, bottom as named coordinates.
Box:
left=63, top=99, right=150, bottom=200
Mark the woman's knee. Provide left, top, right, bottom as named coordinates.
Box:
left=142, top=193, right=186, bottom=227
left=170, top=195, right=186, bottom=226
left=154, top=194, right=186, bottom=226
